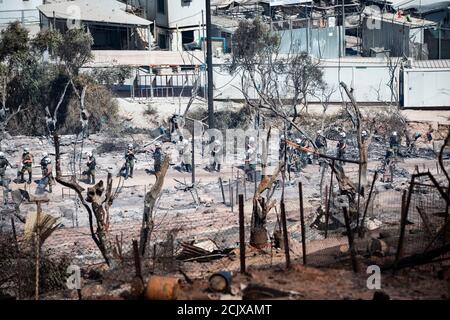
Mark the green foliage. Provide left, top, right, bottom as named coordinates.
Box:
left=231, top=18, right=280, bottom=71
left=54, top=28, right=94, bottom=75
left=187, top=104, right=253, bottom=131
left=60, top=83, right=119, bottom=134
left=1, top=23, right=117, bottom=136
left=0, top=22, right=29, bottom=62
left=90, top=66, right=133, bottom=87
left=31, top=29, right=63, bottom=55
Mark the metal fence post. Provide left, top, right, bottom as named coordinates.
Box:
left=280, top=200, right=291, bottom=269
left=299, top=182, right=307, bottom=265
left=238, top=194, right=246, bottom=273
left=343, top=207, right=359, bottom=273
left=218, top=177, right=226, bottom=204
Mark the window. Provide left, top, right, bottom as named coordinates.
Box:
left=157, top=0, right=165, bottom=14
left=158, top=33, right=167, bottom=49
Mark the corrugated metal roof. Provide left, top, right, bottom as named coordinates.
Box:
left=38, top=0, right=152, bottom=26
left=88, top=50, right=205, bottom=67
left=411, top=59, right=450, bottom=69
left=381, top=0, right=450, bottom=13
left=211, top=15, right=240, bottom=30
left=370, top=12, right=437, bottom=28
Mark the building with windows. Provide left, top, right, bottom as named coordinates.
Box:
left=38, top=0, right=153, bottom=50
left=123, top=0, right=206, bottom=51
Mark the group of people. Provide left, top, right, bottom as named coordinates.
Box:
left=0, top=148, right=55, bottom=204
left=120, top=142, right=164, bottom=179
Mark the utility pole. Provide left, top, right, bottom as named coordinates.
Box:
left=206, top=0, right=215, bottom=129
left=342, top=0, right=346, bottom=57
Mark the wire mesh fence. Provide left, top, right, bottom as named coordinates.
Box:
left=401, top=178, right=449, bottom=259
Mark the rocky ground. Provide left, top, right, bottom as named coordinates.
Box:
left=1, top=98, right=449, bottom=300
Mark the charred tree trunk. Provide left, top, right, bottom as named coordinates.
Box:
left=340, top=82, right=368, bottom=188
left=139, top=157, right=170, bottom=256
left=53, top=134, right=120, bottom=268
left=250, top=163, right=282, bottom=248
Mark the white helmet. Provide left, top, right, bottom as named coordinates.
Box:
left=214, top=140, right=221, bottom=146
left=248, top=137, right=255, bottom=144
left=42, top=152, right=48, bottom=158
left=392, top=131, right=397, bottom=136
left=87, top=152, right=93, bottom=157
left=155, top=142, right=162, bottom=148
left=295, top=138, right=302, bottom=144
left=128, top=143, right=133, bottom=149
left=24, top=148, right=29, bottom=153
left=340, top=132, right=346, bottom=138
left=0, top=152, right=4, bottom=158
left=362, top=130, right=368, bottom=136
left=317, top=130, right=323, bottom=135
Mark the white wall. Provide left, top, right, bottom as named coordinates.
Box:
left=404, top=68, right=450, bottom=107
left=213, top=63, right=397, bottom=103
left=166, top=0, right=204, bottom=29
left=133, top=0, right=204, bottom=29
left=0, top=0, right=43, bottom=25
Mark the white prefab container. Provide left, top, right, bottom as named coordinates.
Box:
left=403, top=68, right=450, bottom=108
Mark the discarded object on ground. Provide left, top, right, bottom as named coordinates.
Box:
left=145, top=276, right=180, bottom=300
left=365, top=218, right=383, bottom=231
left=366, top=238, right=389, bottom=257
left=242, top=283, right=302, bottom=300
left=209, top=271, right=232, bottom=293
left=176, top=241, right=233, bottom=262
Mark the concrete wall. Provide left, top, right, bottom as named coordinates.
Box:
left=403, top=68, right=450, bottom=107
left=132, top=0, right=204, bottom=29
left=212, top=61, right=397, bottom=103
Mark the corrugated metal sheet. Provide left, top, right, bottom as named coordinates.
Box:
left=411, top=59, right=450, bottom=68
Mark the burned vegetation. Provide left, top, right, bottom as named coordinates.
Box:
left=0, top=9, right=450, bottom=302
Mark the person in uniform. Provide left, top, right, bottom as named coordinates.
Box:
left=18, top=147, right=33, bottom=184
left=153, top=142, right=163, bottom=174
left=40, top=152, right=54, bottom=193
left=337, top=132, right=347, bottom=165
left=125, top=143, right=136, bottom=179
left=211, top=139, right=223, bottom=172
left=0, top=152, right=12, bottom=205
left=182, top=138, right=192, bottom=173
left=86, top=152, right=96, bottom=184
left=389, top=131, right=400, bottom=157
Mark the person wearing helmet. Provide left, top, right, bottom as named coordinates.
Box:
left=124, top=144, right=136, bottom=179
left=18, top=148, right=33, bottom=184
left=245, top=140, right=257, bottom=181
left=314, top=130, right=327, bottom=165
left=337, top=132, right=347, bottom=164
left=426, top=125, right=434, bottom=143
left=152, top=142, right=163, bottom=174
left=210, top=139, right=222, bottom=172
left=0, top=152, right=12, bottom=205
left=389, top=131, right=400, bottom=157
left=176, top=136, right=188, bottom=172
left=182, top=138, right=192, bottom=173
left=361, top=130, right=369, bottom=144
left=40, top=152, right=54, bottom=193
left=86, top=152, right=96, bottom=184
left=315, top=130, right=327, bottom=152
